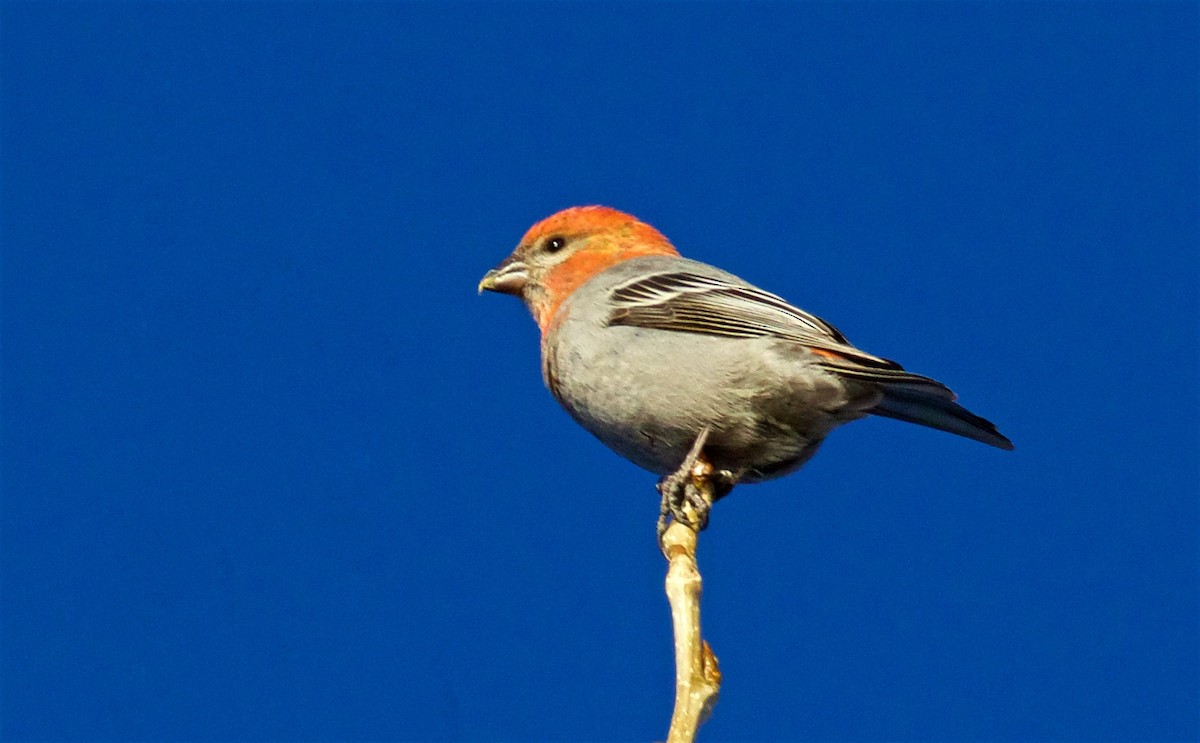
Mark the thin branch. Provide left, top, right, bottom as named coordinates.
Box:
left=663, top=463, right=722, bottom=743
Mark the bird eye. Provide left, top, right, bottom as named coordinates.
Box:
left=545, top=236, right=567, bottom=253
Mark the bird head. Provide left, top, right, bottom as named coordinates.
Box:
left=479, top=205, right=679, bottom=333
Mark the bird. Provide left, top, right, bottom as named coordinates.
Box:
left=479, top=205, right=1012, bottom=538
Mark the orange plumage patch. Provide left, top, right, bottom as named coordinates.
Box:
left=529, top=206, right=679, bottom=335
left=522, top=205, right=675, bottom=253
left=807, top=347, right=842, bottom=360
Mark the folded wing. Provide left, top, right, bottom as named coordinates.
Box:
left=606, top=270, right=1013, bottom=450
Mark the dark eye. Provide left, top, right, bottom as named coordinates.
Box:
left=545, top=236, right=567, bottom=253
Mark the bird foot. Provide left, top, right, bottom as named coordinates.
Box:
left=656, top=427, right=736, bottom=553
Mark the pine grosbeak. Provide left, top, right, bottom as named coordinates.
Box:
left=479, top=206, right=1012, bottom=534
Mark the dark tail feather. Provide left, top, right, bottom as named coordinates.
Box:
left=870, top=383, right=1014, bottom=450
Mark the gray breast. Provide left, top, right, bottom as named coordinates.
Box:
left=541, top=258, right=862, bottom=480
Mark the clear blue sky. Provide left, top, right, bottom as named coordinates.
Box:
left=3, top=3, right=1197, bottom=741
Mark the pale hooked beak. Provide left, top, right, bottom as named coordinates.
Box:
left=478, top=258, right=529, bottom=296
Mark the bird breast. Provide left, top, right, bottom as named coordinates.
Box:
left=541, top=262, right=865, bottom=480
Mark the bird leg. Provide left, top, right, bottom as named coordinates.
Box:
left=657, top=427, right=736, bottom=550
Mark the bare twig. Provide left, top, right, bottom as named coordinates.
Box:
left=663, top=457, right=722, bottom=743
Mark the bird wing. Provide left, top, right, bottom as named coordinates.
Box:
left=606, top=270, right=950, bottom=390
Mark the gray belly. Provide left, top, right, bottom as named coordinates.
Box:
left=544, top=324, right=870, bottom=481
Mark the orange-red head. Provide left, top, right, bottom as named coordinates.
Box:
left=478, top=206, right=679, bottom=333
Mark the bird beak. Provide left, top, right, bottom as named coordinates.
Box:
left=478, top=257, right=528, bottom=296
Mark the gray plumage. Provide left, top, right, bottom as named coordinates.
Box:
left=541, top=255, right=1012, bottom=483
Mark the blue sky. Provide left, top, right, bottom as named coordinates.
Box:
left=2, top=3, right=1197, bottom=741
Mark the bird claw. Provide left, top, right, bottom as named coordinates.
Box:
left=657, top=473, right=711, bottom=533
left=656, top=428, right=736, bottom=553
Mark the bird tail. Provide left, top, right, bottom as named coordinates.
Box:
left=868, top=379, right=1014, bottom=450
